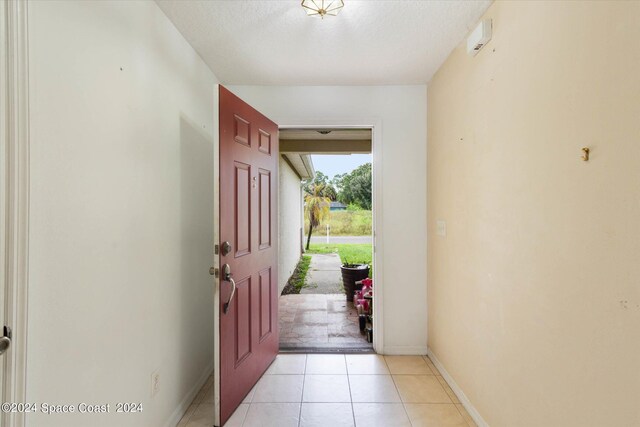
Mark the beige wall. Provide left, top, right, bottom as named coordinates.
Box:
left=27, top=2, right=217, bottom=426
left=427, top=1, right=640, bottom=426
left=278, top=157, right=303, bottom=294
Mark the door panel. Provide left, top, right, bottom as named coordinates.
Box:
left=258, top=268, right=273, bottom=341
left=258, top=169, right=271, bottom=249
left=234, top=162, right=252, bottom=257
left=234, top=114, right=251, bottom=147
left=258, top=129, right=271, bottom=154
left=218, top=86, right=279, bottom=426
left=234, top=276, right=252, bottom=365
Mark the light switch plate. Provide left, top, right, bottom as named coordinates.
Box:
left=436, top=220, right=447, bottom=237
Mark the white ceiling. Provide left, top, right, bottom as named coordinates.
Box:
left=156, top=0, right=492, bottom=85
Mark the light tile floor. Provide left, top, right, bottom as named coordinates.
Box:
left=177, top=354, right=476, bottom=427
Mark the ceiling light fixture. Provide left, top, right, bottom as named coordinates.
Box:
left=301, top=0, right=345, bottom=19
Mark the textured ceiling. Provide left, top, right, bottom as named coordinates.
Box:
left=156, top=0, right=492, bottom=85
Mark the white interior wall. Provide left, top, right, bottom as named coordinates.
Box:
left=229, top=85, right=428, bottom=354
left=26, top=2, right=217, bottom=426
left=278, top=157, right=303, bottom=294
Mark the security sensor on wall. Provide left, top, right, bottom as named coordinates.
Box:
left=467, top=19, right=492, bottom=56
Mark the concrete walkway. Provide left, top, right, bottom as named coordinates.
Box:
left=280, top=254, right=371, bottom=349
left=301, top=253, right=343, bottom=294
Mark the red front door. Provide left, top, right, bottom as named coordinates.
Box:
left=218, top=86, right=279, bottom=425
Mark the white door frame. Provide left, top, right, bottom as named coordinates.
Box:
left=278, top=118, right=384, bottom=354
left=1, top=1, right=31, bottom=426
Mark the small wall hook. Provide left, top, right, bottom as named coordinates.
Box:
left=581, top=147, right=590, bottom=161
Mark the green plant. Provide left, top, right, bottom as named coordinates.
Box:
left=303, top=171, right=337, bottom=201
left=304, top=183, right=331, bottom=250
left=342, top=261, right=367, bottom=268
left=280, top=255, right=312, bottom=295
left=334, top=163, right=372, bottom=210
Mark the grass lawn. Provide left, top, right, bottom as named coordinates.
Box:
left=306, top=243, right=373, bottom=275
left=306, top=210, right=372, bottom=236
left=280, top=255, right=312, bottom=295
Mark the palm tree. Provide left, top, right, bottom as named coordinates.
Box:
left=304, top=183, right=331, bottom=250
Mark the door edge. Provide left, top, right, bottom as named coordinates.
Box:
left=212, top=84, right=221, bottom=426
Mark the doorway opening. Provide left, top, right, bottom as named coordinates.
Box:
left=277, top=128, right=374, bottom=352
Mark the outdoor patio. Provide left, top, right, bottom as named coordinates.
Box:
left=279, top=294, right=372, bottom=350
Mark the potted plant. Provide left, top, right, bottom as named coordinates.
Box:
left=341, top=260, right=370, bottom=302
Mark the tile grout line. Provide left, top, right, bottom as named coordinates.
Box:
left=453, top=400, right=475, bottom=427
left=242, top=380, right=251, bottom=427
left=423, top=355, right=471, bottom=426
left=389, top=355, right=456, bottom=424
left=297, top=354, right=308, bottom=427
left=238, top=386, right=250, bottom=427
left=245, top=354, right=463, bottom=427
left=180, top=376, right=213, bottom=427
left=342, top=354, right=357, bottom=427
left=178, top=404, right=195, bottom=427
left=385, top=355, right=415, bottom=426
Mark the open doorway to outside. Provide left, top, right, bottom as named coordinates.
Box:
left=277, top=128, right=374, bottom=352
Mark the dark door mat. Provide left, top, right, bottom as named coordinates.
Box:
left=279, top=343, right=375, bottom=354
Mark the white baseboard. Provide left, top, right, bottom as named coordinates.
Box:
left=164, top=359, right=215, bottom=427
left=382, top=345, right=428, bottom=355
left=427, top=348, right=489, bottom=427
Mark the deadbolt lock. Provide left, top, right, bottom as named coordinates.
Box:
left=221, top=241, right=232, bottom=256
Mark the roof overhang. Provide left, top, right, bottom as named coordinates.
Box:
left=280, top=128, right=372, bottom=179
left=280, top=129, right=372, bottom=154
left=280, top=139, right=371, bottom=154
left=282, top=153, right=315, bottom=180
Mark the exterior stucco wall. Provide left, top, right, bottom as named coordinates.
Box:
left=278, top=157, right=303, bottom=294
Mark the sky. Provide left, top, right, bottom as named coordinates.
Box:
left=310, top=154, right=372, bottom=178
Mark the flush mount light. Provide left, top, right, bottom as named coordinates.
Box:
left=301, top=0, right=345, bottom=19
